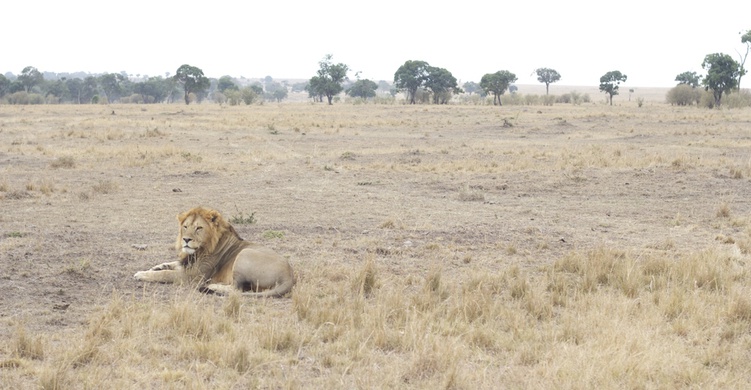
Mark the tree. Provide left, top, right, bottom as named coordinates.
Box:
left=18, top=66, right=43, bottom=93
left=675, top=71, right=702, bottom=88
left=272, top=88, right=288, bottom=103
left=309, top=54, right=349, bottom=105
left=599, top=71, right=627, bottom=105
left=240, top=86, right=258, bottom=105
left=701, top=53, right=741, bottom=107
left=534, top=68, right=561, bottom=95
left=424, top=66, right=461, bottom=104
left=291, top=81, right=308, bottom=93
left=305, top=76, right=323, bottom=102
left=217, top=76, right=238, bottom=93
left=738, top=30, right=751, bottom=89
left=173, top=64, right=210, bottom=105
left=45, top=79, right=69, bottom=102
left=98, top=73, right=128, bottom=102
left=393, top=60, right=430, bottom=104
left=479, top=70, right=517, bottom=106
left=0, top=74, right=10, bottom=97
left=65, top=76, right=98, bottom=104
left=134, top=76, right=172, bottom=103
left=346, top=79, right=378, bottom=99
left=462, top=81, right=480, bottom=95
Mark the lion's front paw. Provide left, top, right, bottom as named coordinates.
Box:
left=133, top=271, right=147, bottom=280
left=151, top=263, right=174, bottom=271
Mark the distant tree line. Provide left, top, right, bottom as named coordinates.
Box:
left=3, top=29, right=748, bottom=108
left=0, top=65, right=295, bottom=105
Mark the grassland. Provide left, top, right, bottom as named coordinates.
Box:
left=1, top=96, right=751, bottom=388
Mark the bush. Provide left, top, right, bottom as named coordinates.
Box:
left=724, top=90, right=751, bottom=109
left=241, top=87, right=257, bottom=105
left=524, top=94, right=540, bottom=105
left=7, top=92, right=45, bottom=105
left=555, top=91, right=588, bottom=105
left=121, top=94, right=144, bottom=104
left=666, top=84, right=702, bottom=106
left=500, top=93, right=523, bottom=105
left=700, top=90, right=715, bottom=108
left=225, top=90, right=242, bottom=106
left=213, top=91, right=226, bottom=104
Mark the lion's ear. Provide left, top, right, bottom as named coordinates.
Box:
left=209, top=211, right=220, bottom=225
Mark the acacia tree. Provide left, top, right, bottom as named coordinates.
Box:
left=424, top=66, right=461, bottom=104
left=18, top=66, right=43, bottom=93
left=217, top=76, right=238, bottom=93
left=534, top=68, right=561, bottom=95
left=309, top=54, right=349, bottom=105
left=173, top=64, right=210, bottom=105
left=463, top=81, right=480, bottom=95
left=134, top=76, right=173, bottom=103
left=393, top=60, right=430, bottom=104
left=346, top=79, right=378, bottom=99
left=305, top=76, right=324, bottom=102
left=599, top=71, right=627, bottom=105
left=701, top=53, right=740, bottom=107
left=98, top=73, right=129, bottom=102
left=675, top=71, right=702, bottom=88
left=479, top=70, right=517, bottom=106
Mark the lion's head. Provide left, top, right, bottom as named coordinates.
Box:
left=175, top=207, right=231, bottom=256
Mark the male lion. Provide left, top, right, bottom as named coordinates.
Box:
left=134, top=207, right=295, bottom=297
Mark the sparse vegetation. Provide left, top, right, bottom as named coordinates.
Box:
left=91, top=180, right=118, bottom=194
left=262, top=230, right=285, bottom=239
left=230, top=210, right=256, bottom=225
left=50, top=156, right=76, bottom=169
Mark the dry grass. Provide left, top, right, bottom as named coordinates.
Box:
left=1, top=102, right=751, bottom=388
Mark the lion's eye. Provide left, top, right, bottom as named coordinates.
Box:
left=195, top=226, right=203, bottom=232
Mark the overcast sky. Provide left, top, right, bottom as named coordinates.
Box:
left=4, top=0, right=750, bottom=88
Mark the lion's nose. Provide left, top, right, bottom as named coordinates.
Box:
left=183, top=238, right=192, bottom=245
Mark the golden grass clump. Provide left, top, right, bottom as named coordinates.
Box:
left=50, top=156, right=76, bottom=169
left=91, top=180, right=118, bottom=194
left=12, top=325, right=44, bottom=360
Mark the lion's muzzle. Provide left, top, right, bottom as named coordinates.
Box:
left=182, top=237, right=197, bottom=254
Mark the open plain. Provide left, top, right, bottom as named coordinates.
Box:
left=1, top=96, right=751, bottom=388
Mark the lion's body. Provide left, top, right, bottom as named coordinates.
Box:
left=134, top=207, right=294, bottom=297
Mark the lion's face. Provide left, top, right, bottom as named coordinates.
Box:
left=176, top=207, right=227, bottom=255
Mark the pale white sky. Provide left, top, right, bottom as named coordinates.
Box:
left=4, top=0, right=750, bottom=88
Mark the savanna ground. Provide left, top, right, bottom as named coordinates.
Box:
left=1, top=88, right=751, bottom=388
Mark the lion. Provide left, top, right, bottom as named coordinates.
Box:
left=134, top=207, right=295, bottom=297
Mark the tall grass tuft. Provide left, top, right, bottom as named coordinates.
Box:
left=12, top=325, right=44, bottom=360
left=353, top=257, right=379, bottom=297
